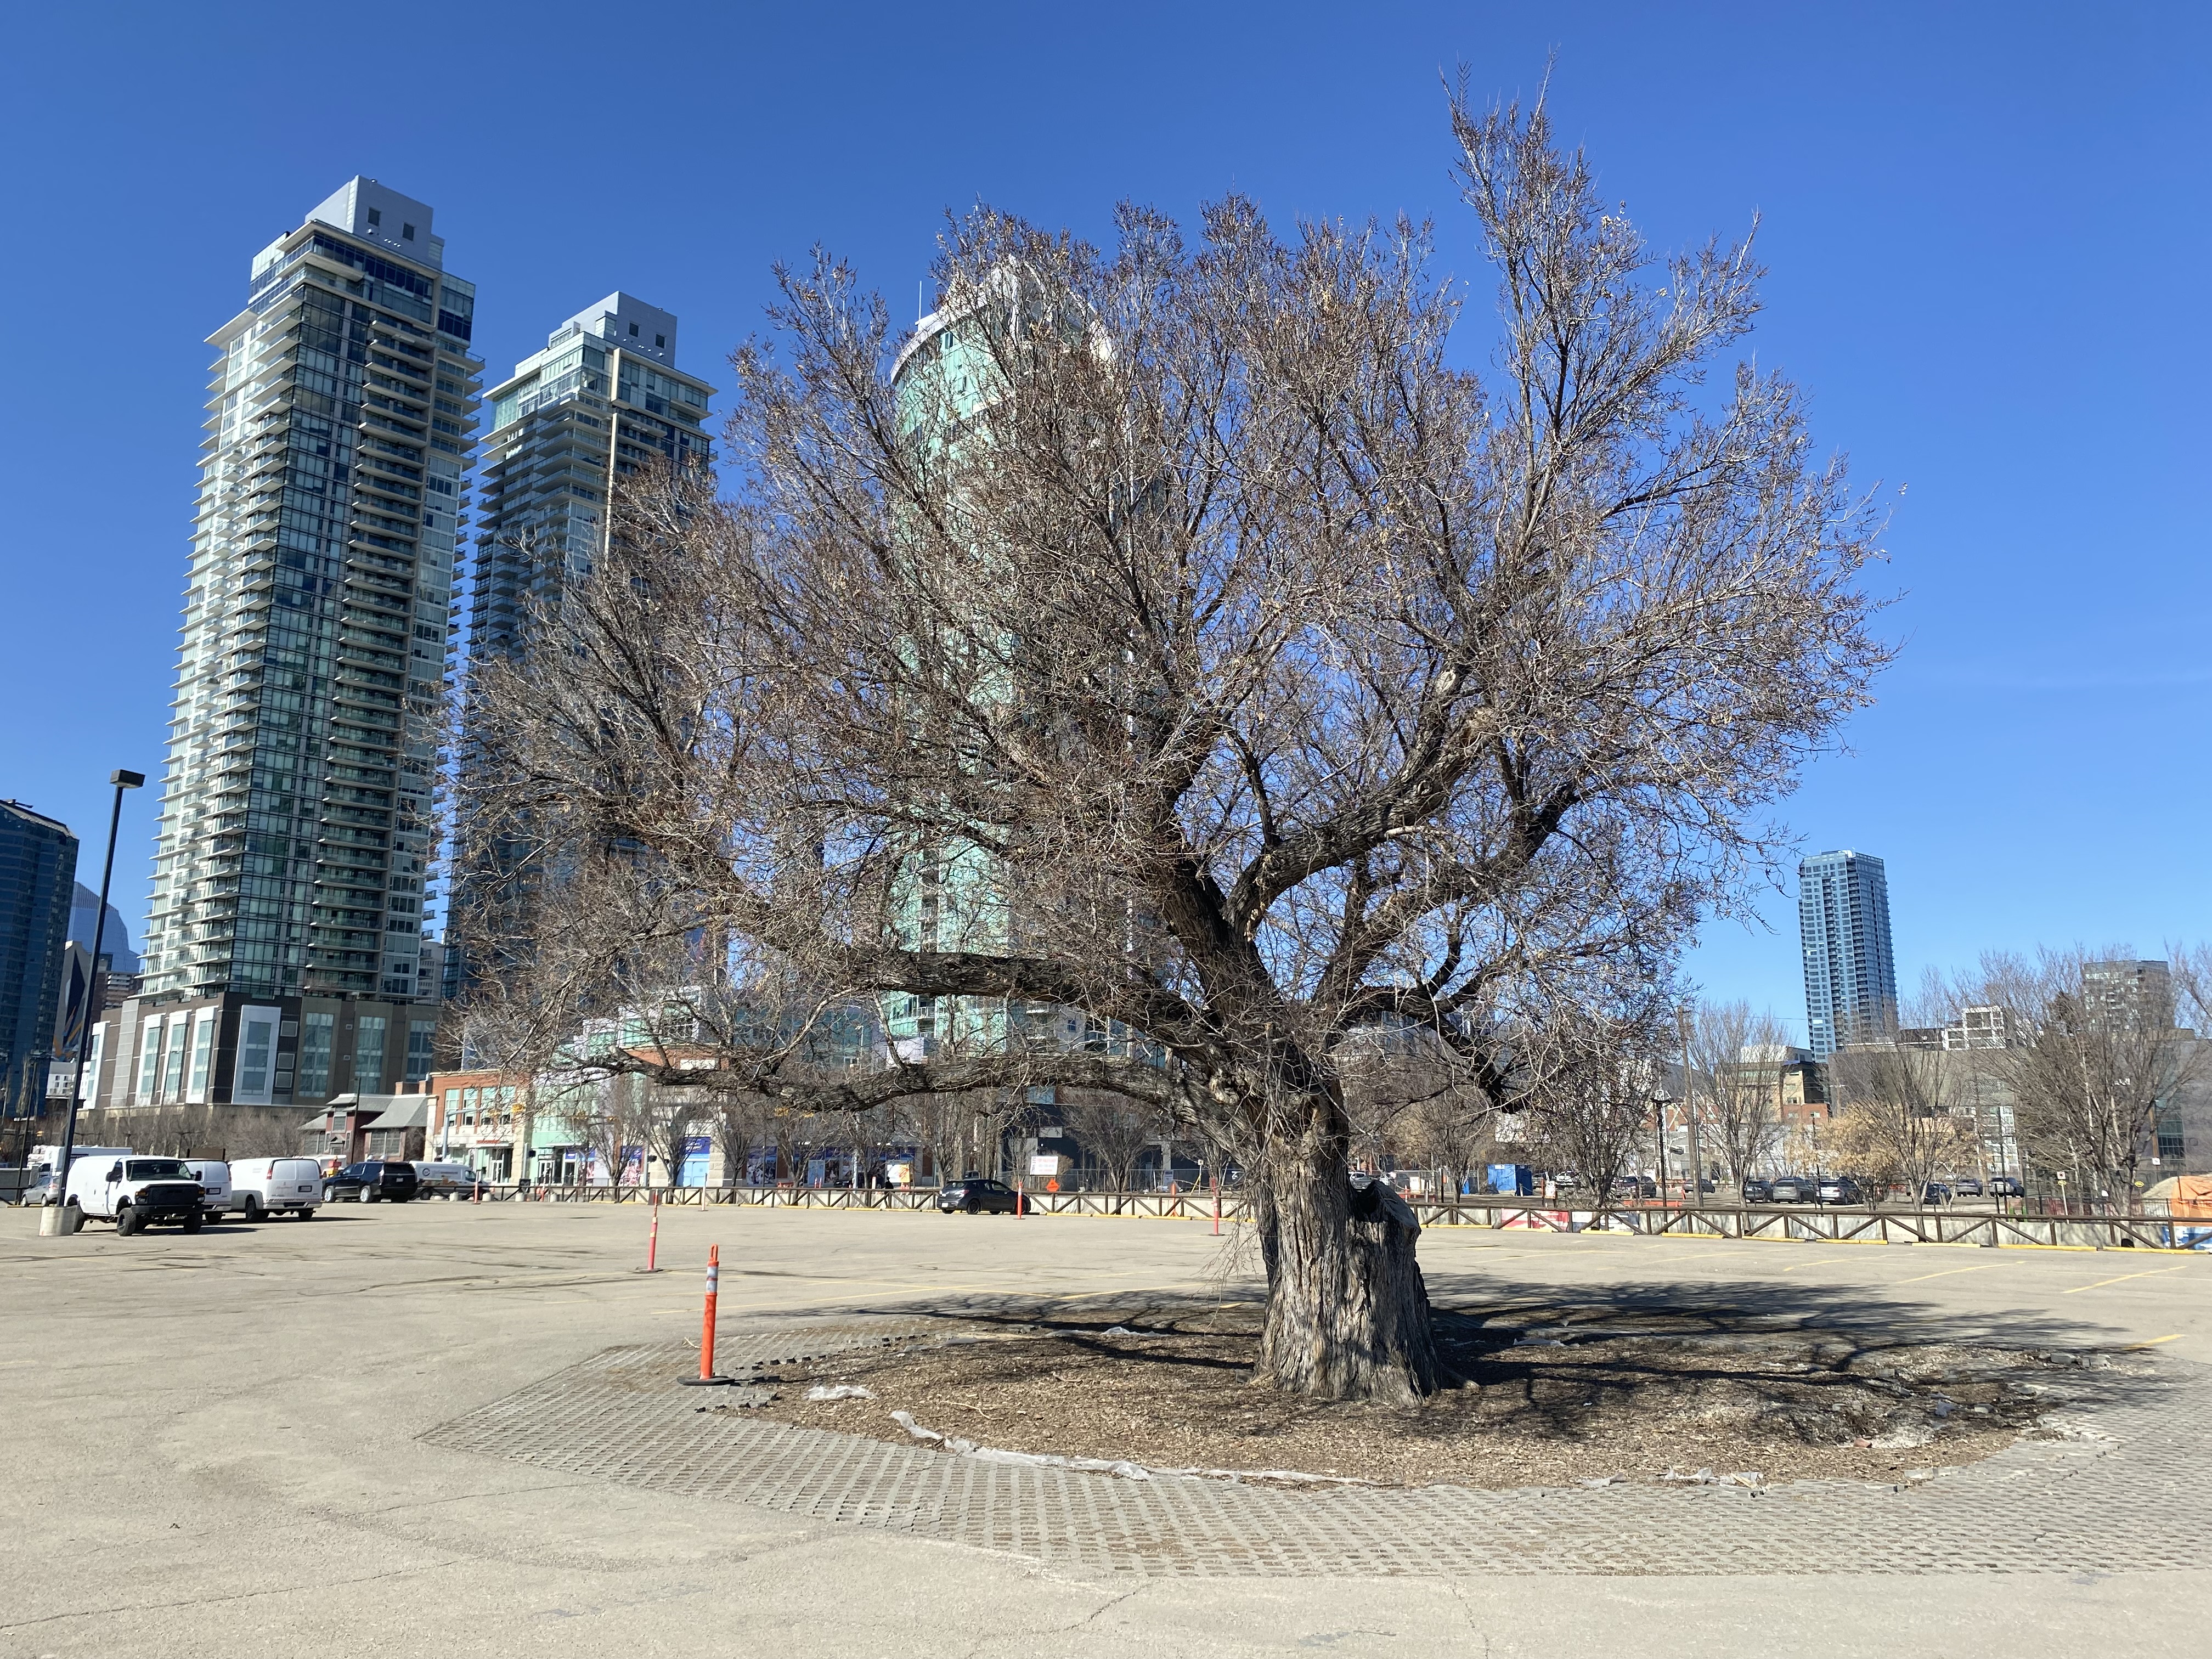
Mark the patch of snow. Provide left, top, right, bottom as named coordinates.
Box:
left=806, top=1384, right=874, bottom=1402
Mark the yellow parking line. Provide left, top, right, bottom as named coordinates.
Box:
left=2061, top=1266, right=2192, bottom=1295
left=1777, top=1257, right=1855, bottom=1273
left=1895, top=1264, right=2001, bottom=1284
left=2123, top=1334, right=2182, bottom=1348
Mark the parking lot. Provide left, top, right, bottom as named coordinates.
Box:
left=3, top=1200, right=2206, bottom=1657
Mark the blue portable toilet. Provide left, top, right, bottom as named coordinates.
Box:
left=1487, top=1163, right=1534, bottom=1197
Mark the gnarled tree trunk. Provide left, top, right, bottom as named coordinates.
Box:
left=1251, top=1103, right=1438, bottom=1403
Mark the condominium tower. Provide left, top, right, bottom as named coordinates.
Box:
left=469, top=293, right=712, bottom=665
left=453, top=295, right=713, bottom=964
left=1798, top=849, right=1898, bottom=1058
left=95, top=179, right=480, bottom=1127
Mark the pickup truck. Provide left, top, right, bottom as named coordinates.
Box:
left=65, top=1155, right=206, bottom=1234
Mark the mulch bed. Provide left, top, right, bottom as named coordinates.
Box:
left=744, top=1299, right=2148, bottom=1489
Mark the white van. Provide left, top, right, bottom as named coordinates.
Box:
left=183, top=1159, right=231, bottom=1220
left=25, top=1147, right=133, bottom=1207
left=228, top=1157, right=322, bottom=1221
left=66, top=1155, right=205, bottom=1233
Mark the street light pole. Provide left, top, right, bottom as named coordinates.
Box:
left=1679, top=1005, right=1703, bottom=1210
left=40, top=769, right=144, bottom=1237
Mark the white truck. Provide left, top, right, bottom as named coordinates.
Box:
left=64, top=1154, right=206, bottom=1234
left=227, top=1157, right=322, bottom=1221
left=183, top=1159, right=232, bottom=1221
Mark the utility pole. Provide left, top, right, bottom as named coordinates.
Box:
left=40, top=769, right=143, bottom=1237
left=1679, top=1004, right=1703, bottom=1209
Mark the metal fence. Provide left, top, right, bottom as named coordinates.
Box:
left=471, top=1181, right=2207, bottom=1248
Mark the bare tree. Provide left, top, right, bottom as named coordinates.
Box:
left=1520, top=992, right=1674, bottom=1207
left=1826, top=1043, right=1973, bottom=1198
left=1688, top=1000, right=1792, bottom=1184
left=459, top=89, right=1887, bottom=1400
left=708, top=1091, right=774, bottom=1186
left=1960, top=947, right=2211, bottom=1207
left=1059, top=1088, right=1160, bottom=1191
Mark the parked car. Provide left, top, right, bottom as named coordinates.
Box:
left=412, top=1161, right=483, bottom=1200
left=1951, top=1177, right=1984, bottom=1198
left=1921, top=1181, right=1952, bottom=1205
left=64, top=1156, right=205, bottom=1234
left=1989, top=1176, right=2025, bottom=1198
left=1768, top=1174, right=1819, bottom=1204
left=229, top=1156, right=323, bottom=1221
left=1816, top=1175, right=1866, bottom=1206
left=1610, top=1175, right=1658, bottom=1199
left=935, top=1177, right=1021, bottom=1214
left=322, top=1161, right=419, bottom=1204
left=1740, top=1177, right=1775, bottom=1203
left=183, top=1159, right=231, bottom=1221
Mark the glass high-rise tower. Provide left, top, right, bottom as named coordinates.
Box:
left=1798, top=849, right=1898, bottom=1058
left=141, top=178, right=479, bottom=1005
left=452, top=295, right=713, bottom=973
left=468, top=294, right=712, bottom=666
left=91, top=180, right=479, bottom=1129
left=1, top=800, right=78, bottom=1130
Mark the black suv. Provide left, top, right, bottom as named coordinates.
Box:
left=1740, top=1177, right=1775, bottom=1203
left=936, top=1177, right=1022, bottom=1214
left=323, top=1161, right=419, bottom=1204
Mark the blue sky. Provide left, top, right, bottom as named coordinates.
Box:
left=2, top=2, right=2204, bottom=1037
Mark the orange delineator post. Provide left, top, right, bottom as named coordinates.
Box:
left=646, top=1189, right=661, bottom=1272
left=677, top=1244, right=731, bottom=1387
left=698, top=1245, right=720, bottom=1379
left=1212, top=1176, right=1221, bottom=1236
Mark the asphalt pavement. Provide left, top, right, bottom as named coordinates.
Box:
left=2, top=1198, right=2204, bottom=1657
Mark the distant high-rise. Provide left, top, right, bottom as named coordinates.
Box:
left=1798, top=850, right=1898, bottom=1058
left=468, top=293, right=713, bottom=667
left=2081, top=960, right=2174, bottom=1030
left=454, top=296, right=713, bottom=972
left=1, top=802, right=78, bottom=1125
left=91, top=180, right=480, bottom=1125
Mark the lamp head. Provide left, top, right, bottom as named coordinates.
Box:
left=111, top=770, right=145, bottom=789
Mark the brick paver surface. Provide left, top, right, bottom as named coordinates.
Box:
left=426, top=1320, right=2204, bottom=1578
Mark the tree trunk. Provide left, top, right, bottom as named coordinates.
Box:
left=1252, top=1113, right=1438, bottom=1403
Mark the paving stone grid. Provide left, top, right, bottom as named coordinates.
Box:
left=424, top=1321, right=2208, bottom=1578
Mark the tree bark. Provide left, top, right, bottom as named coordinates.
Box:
left=1252, top=1108, right=1439, bottom=1403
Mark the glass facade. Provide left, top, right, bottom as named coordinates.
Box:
left=295, top=1010, right=335, bottom=1096
left=464, top=294, right=712, bottom=670
left=454, top=295, right=713, bottom=977
left=140, top=179, right=481, bottom=1008
left=1798, top=850, right=1898, bottom=1058
left=0, top=801, right=79, bottom=1123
